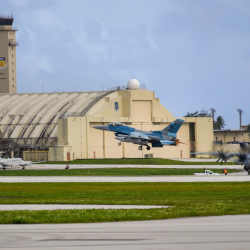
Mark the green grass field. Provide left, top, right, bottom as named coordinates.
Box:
left=42, top=158, right=235, bottom=165
left=0, top=182, right=249, bottom=223
left=0, top=168, right=241, bottom=176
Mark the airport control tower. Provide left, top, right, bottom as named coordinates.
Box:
left=0, top=17, right=17, bottom=93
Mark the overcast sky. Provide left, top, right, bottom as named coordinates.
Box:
left=2, top=0, right=250, bottom=128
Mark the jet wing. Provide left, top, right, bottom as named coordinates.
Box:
left=129, top=132, right=150, bottom=140
left=115, top=133, right=150, bottom=146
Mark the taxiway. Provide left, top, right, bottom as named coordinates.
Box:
left=0, top=215, right=249, bottom=250
left=0, top=174, right=249, bottom=183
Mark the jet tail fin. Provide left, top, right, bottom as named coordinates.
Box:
left=162, top=119, right=184, bottom=137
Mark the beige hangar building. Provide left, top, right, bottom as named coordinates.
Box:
left=0, top=87, right=214, bottom=161
left=0, top=17, right=214, bottom=161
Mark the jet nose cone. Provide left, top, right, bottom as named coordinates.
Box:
left=93, top=125, right=109, bottom=130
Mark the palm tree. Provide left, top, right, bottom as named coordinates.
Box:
left=214, top=116, right=225, bottom=130
left=247, top=124, right=250, bottom=132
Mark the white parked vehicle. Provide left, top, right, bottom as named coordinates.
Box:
left=194, top=169, right=220, bottom=176
left=0, top=157, right=32, bottom=170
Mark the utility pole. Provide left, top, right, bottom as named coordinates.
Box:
left=237, top=109, right=243, bottom=129
left=210, top=108, right=216, bottom=128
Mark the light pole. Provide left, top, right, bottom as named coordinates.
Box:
left=210, top=108, right=216, bottom=128
left=237, top=109, right=243, bottom=129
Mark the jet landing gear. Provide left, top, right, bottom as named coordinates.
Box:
left=138, top=145, right=151, bottom=151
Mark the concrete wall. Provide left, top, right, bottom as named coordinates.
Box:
left=48, top=145, right=72, bottom=161
left=214, top=130, right=250, bottom=144
left=185, top=117, right=214, bottom=157
left=23, top=151, right=48, bottom=161
left=214, top=129, right=250, bottom=152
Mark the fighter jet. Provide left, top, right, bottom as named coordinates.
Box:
left=236, top=153, right=250, bottom=174
left=215, top=151, right=250, bottom=174
left=93, top=119, right=184, bottom=150
left=193, top=141, right=250, bottom=174
left=226, top=141, right=250, bottom=174
left=0, top=157, right=32, bottom=170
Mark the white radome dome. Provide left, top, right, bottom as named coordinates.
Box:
left=127, top=79, right=140, bottom=90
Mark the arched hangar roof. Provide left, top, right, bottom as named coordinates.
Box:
left=0, top=90, right=113, bottom=139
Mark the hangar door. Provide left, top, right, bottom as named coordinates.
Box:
left=131, top=101, right=152, bottom=122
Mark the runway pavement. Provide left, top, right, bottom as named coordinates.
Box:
left=1, top=215, right=250, bottom=250
left=0, top=174, right=249, bottom=182
left=27, top=164, right=242, bottom=170
left=0, top=204, right=168, bottom=210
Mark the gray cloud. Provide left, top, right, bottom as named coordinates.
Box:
left=2, top=0, right=250, bottom=128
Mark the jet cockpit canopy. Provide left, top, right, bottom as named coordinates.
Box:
left=111, top=122, right=123, bottom=126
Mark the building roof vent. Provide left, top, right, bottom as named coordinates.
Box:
left=0, top=17, right=14, bottom=26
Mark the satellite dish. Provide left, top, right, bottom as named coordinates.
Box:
left=127, top=79, right=140, bottom=90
